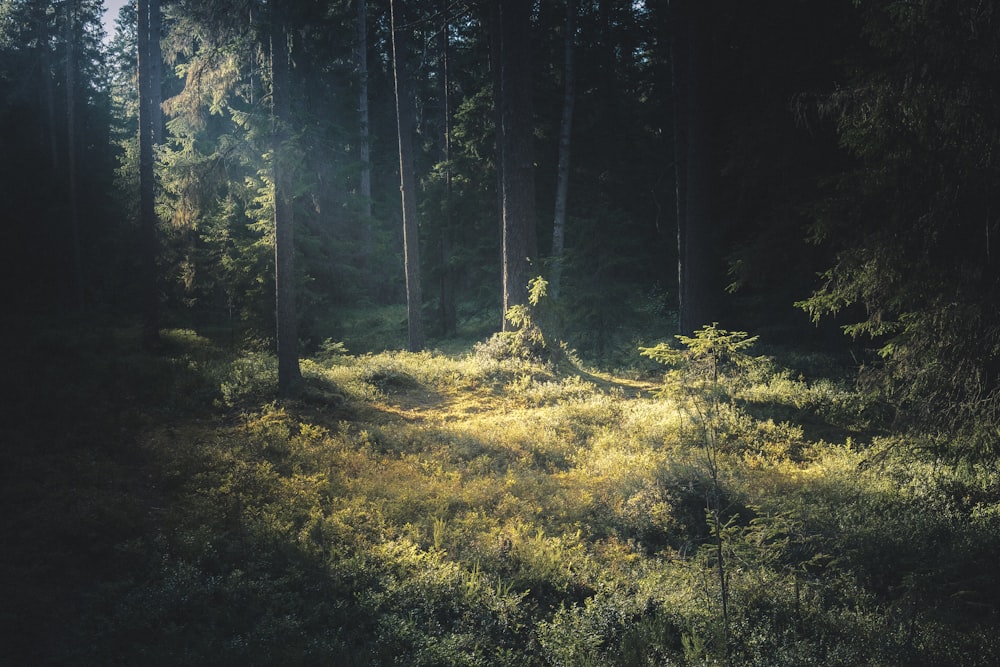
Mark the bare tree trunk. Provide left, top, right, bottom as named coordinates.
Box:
left=550, top=0, right=577, bottom=302
left=489, top=0, right=505, bottom=316
left=358, top=0, right=375, bottom=290
left=671, top=0, right=716, bottom=335
left=670, top=0, right=687, bottom=333
left=271, top=0, right=303, bottom=395
left=357, top=0, right=372, bottom=221
left=497, top=0, right=537, bottom=328
left=356, top=0, right=375, bottom=292
left=439, top=0, right=457, bottom=336
left=390, top=0, right=426, bottom=352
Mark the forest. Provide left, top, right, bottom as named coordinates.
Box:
left=3, top=0, right=1000, bottom=664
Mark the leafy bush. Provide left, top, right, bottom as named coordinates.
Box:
left=219, top=350, right=278, bottom=407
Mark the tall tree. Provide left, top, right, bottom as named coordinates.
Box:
left=438, top=0, right=457, bottom=335
left=549, top=0, right=577, bottom=301
left=357, top=0, right=371, bottom=222
left=496, top=0, right=537, bottom=328
left=137, top=0, right=160, bottom=346
left=271, top=0, right=303, bottom=395
left=671, top=0, right=718, bottom=334
left=390, top=0, right=425, bottom=351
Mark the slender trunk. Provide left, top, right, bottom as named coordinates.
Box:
left=550, top=0, right=576, bottom=301
left=65, top=2, right=84, bottom=310
left=439, top=1, right=457, bottom=336
left=358, top=0, right=372, bottom=221
left=390, top=0, right=425, bottom=352
left=498, top=0, right=537, bottom=327
left=489, top=0, right=505, bottom=312
left=357, top=0, right=374, bottom=292
left=271, top=0, right=302, bottom=395
left=138, top=0, right=159, bottom=346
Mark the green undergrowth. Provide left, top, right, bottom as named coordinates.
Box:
left=4, top=325, right=1000, bottom=665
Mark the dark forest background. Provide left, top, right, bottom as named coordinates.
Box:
left=6, top=0, right=1000, bottom=436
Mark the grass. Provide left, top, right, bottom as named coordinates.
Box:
left=3, top=322, right=1000, bottom=665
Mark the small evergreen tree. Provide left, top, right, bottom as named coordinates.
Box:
left=641, top=323, right=760, bottom=661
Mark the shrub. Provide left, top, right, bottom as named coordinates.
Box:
left=219, top=351, right=278, bottom=407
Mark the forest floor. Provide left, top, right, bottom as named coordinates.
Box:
left=3, top=323, right=1000, bottom=665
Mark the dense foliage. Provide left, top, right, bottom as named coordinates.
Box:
left=797, top=0, right=1000, bottom=461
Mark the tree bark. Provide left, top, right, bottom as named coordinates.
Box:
left=271, top=0, right=303, bottom=395
left=489, top=0, right=505, bottom=294
left=356, top=0, right=375, bottom=291
left=497, top=0, right=537, bottom=328
left=550, top=0, right=577, bottom=302
left=671, top=0, right=717, bottom=334
left=390, top=0, right=426, bottom=351
left=357, top=0, right=372, bottom=222
left=439, top=0, right=457, bottom=336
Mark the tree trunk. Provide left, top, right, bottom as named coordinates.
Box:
left=356, top=0, right=375, bottom=291
left=497, top=0, right=537, bottom=328
left=357, top=0, right=372, bottom=222
left=671, top=0, right=716, bottom=334
left=390, top=0, right=426, bottom=352
left=271, top=0, right=303, bottom=395
left=550, top=0, right=577, bottom=302
left=489, top=1, right=505, bottom=313
left=439, top=0, right=457, bottom=336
